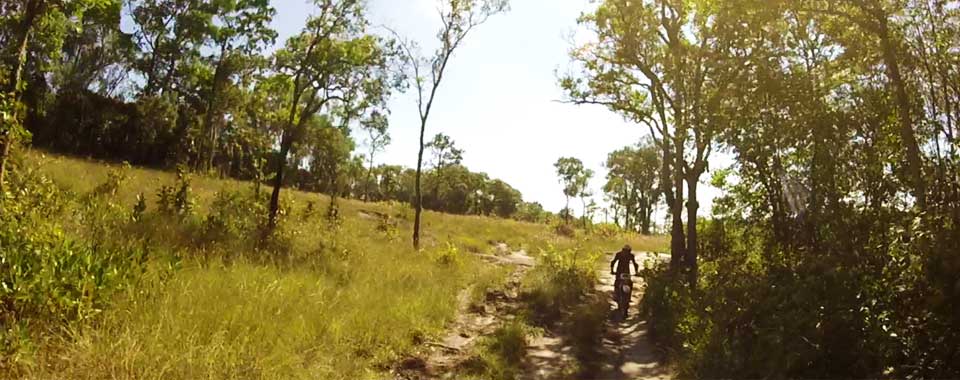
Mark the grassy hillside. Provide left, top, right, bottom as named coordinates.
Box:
left=3, top=151, right=666, bottom=379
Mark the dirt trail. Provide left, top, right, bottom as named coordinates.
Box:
left=592, top=252, right=672, bottom=380
left=393, top=247, right=672, bottom=380
left=393, top=244, right=534, bottom=380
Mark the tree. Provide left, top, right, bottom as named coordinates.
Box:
left=554, top=156, right=591, bottom=225
left=266, top=0, right=395, bottom=229
left=605, top=141, right=661, bottom=234
left=0, top=0, right=109, bottom=190
left=800, top=0, right=927, bottom=212
left=360, top=110, right=389, bottom=200
left=198, top=0, right=277, bottom=171
left=578, top=172, right=595, bottom=228
left=563, top=0, right=733, bottom=283
left=487, top=178, right=521, bottom=217
left=392, top=0, right=509, bottom=249
left=515, top=201, right=548, bottom=223
left=425, top=132, right=463, bottom=204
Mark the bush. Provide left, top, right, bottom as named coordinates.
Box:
left=641, top=217, right=960, bottom=379
left=156, top=165, right=194, bottom=217
left=553, top=223, right=576, bottom=238
left=522, top=245, right=598, bottom=326
left=200, top=189, right=266, bottom=246
left=591, top=223, right=620, bottom=238
left=1, top=162, right=146, bottom=369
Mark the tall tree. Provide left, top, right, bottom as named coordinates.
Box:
left=392, top=0, right=508, bottom=249
left=266, top=0, right=395, bottom=229
left=801, top=0, right=928, bottom=212
left=563, top=0, right=732, bottom=283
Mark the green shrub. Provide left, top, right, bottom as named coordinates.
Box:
left=522, top=245, right=599, bottom=326
left=87, top=163, right=129, bottom=198
left=0, top=164, right=146, bottom=369
left=200, top=189, right=266, bottom=246
left=591, top=223, right=620, bottom=238
left=553, top=223, right=576, bottom=238
left=640, top=217, right=960, bottom=379
left=156, top=165, right=193, bottom=217
left=132, top=193, right=147, bottom=222
left=433, top=241, right=461, bottom=267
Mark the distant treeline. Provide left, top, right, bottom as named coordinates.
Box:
left=0, top=1, right=549, bottom=223
left=26, top=88, right=548, bottom=221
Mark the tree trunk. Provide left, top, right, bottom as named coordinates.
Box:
left=413, top=118, right=427, bottom=249
left=641, top=196, right=652, bottom=235
left=365, top=155, right=375, bottom=201
left=685, top=175, right=699, bottom=286
left=877, top=14, right=926, bottom=211
left=268, top=134, right=293, bottom=229
left=670, top=140, right=687, bottom=273
left=581, top=197, right=588, bottom=228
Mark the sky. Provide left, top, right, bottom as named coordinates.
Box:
left=270, top=0, right=721, bottom=221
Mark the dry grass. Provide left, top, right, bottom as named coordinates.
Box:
left=13, top=150, right=667, bottom=379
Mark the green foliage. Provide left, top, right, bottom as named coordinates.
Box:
left=642, top=216, right=960, bottom=379
left=432, top=241, right=461, bottom=267
left=200, top=189, right=266, bottom=246
left=131, top=192, right=146, bottom=222
left=0, top=160, right=146, bottom=369
left=522, top=245, right=599, bottom=326
left=603, top=140, right=661, bottom=234
left=566, top=295, right=609, bottom=372
left=553, top=222, right=576, bottom=238
left=156, top=166, right=194, bottom=217
left=88, top=162, right=129, bottom=198
left=591, top=223, right=620, bottom=238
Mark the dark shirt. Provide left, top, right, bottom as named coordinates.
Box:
left=611, top=251, right=638, bottom=275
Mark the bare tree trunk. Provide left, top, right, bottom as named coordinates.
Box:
left=268, top=135, right=292, bottom=229
left=581, top=196, right=588, bottom=229
left=670, top=140, right=687, bottom=273
left=413, top=119, right=427, bottom=249
left=685, top=175, right=699, bottom=286
left=365, top=154, right=375, bottom=201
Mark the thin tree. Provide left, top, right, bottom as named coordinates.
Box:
left=392, top=0, right=508, bottom=249
left=360, top=110, right=390, bottom=201
left=554, top=156, right=589, bottom=226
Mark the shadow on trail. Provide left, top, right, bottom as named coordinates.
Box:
left=589, top=258, right=671, bottom=380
